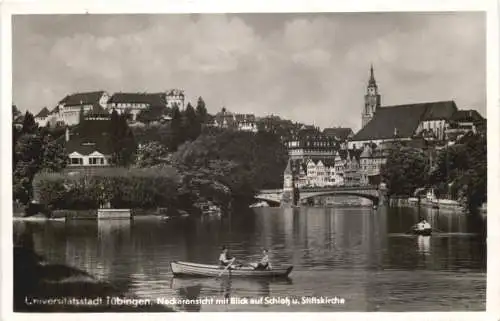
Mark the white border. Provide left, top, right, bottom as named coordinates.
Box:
left=1, top=1, right=499, bottom=321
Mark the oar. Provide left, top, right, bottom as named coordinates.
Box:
left=405, top=225, right=417, bottom=234
left=217, top=258, right=235, bottom=277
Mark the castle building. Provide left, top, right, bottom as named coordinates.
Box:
left=165, top=89, right=185, bottom=110
left=56, top=91, right=110, bottom=126
left=107, top=92, right=167, bottom=121
left=33, top=89, right=186, bottom=127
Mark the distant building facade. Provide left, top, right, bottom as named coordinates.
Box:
left=34, top=107, right=50, bottom=127
left=55, top=91, right=110, bottom=126
left=285, top=128, right=339, bottom=161
left=165, top=89, right=185, bottom=110
left=322, top=127, right=354, bottom=142
left=210, top=109, right=258, bottom=132
left=445, top=109, right=486, bottom=141
left=107, top=93, right=167, bottom=121
left=33, top=89, right=186, bottom=127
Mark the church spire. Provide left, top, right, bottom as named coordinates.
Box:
left=369, top=64, right=377, bottom=87
left=362, top=63, right=381, bottom=128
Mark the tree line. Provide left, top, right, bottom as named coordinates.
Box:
left=380, top=133, right=487, bottom=211
left=13, top=97, right=289, bottom=214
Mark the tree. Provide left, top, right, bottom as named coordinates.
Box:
left=183, top=102, right=200, bottom=141
left=39, top=139, right=68, bottom=172
left=429, top=134, right=486, bottom=210
left=195, top=97, right=208, bottom=124
left=12, top=105, right=21, bottom=120
left=110, top=110, right=137, bottom=167
left=13, top=134, right=44, bottom=204
left=136, top=141, right=170, bottom=167
left=380, top=145, right=429, bottom=197
left=22, top=112, right=37, bottom=135
left=168, top=105, right=182, bottom=151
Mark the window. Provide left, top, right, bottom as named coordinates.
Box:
left=89, top=157, right=104, bottom=165
left=70, top=158, right=83, bottom=165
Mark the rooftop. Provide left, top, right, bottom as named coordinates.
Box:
left=451, top=109, right=485, bottom=123
left=323, top=127, right=354, bottom=140
left=35, top=107, right=50, bottom=118
left=352, top=100, right=458, bottom=141
left=108, top=92, right=167, bottom=106
left=59, top=91, right=107, bottom=106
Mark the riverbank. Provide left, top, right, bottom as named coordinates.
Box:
left=13, top=208, right=192, bottom=221
left=390, top=197, right=487, bottom=216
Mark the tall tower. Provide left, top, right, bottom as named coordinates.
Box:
left=362, top=64, right=381, bottom=128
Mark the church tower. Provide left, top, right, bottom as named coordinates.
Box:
left=362, top=64, right=381, bottom=128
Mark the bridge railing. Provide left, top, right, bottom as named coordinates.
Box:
left=298, top=185, right=377, bottom=192
left=258, top=185, right=378, bottom=195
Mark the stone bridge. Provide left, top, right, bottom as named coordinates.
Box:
left=256, top=185, right=387, bottom=206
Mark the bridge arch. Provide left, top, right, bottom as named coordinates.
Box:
left=299, top=191, right=379, bottom=204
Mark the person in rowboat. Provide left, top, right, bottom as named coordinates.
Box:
left=253, top=249, right=271, bottom=271
left=415, top=218, right=426, bottom=231
left=219, top=246, right=236, bottom=268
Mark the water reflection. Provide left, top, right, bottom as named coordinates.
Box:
left=417, top=235, right=431, bottom=255
left=13, top=205, right=486, bottom=311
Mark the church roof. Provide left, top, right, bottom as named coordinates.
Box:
left=352, top=100, right=457, bottom=141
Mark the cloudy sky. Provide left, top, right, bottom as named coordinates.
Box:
left=13, top=12, right=485, bottom=130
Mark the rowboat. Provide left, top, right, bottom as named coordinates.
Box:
left=411, top=228, right=432, bottom=236
left=170, top=261, right=293, bottom=278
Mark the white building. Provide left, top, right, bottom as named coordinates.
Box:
left=34, top=107, right=50, bottom=127
left=211, top=109, right=258, bottom=133
left=107, top=92, right=167, bottom=121
left=166, top=89, right=185, bottom=110
left=56, top=91, right=110, bottom=126
left=65, top=120, right=113, bottom=167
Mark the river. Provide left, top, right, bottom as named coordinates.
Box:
left=13, top=205, right=486, bottom=312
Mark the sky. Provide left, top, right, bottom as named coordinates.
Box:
left=12, top=12, right=486, bottom=131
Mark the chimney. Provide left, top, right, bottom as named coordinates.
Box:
left=65, top=126, right=70, bottom=142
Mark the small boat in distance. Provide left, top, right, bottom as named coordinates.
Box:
left=170, top=261, right=293, bottom=278
left=249, top=201, right=270, bottom=208
left=198, top=202, right=222, bottom=217
left=411, top=228, right=432, bottom=236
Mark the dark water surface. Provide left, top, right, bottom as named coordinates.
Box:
left=14, top=206, right=486, bottom=312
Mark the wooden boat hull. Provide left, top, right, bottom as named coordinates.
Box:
left=170, top=261, right=293, bottom=278
left=412, top=228, right=432, bottom=236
